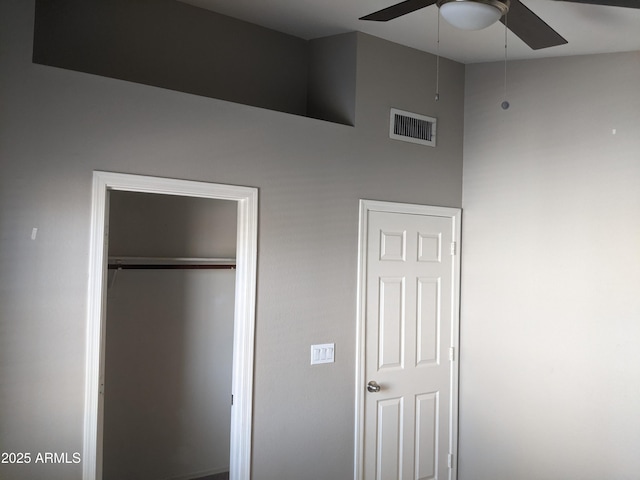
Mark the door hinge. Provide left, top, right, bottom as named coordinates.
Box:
left=231, top=394, right=234, bottom=406
left=450, top=242, right=457, bottom=256
left=449, top=347, right=455, bottom=362
left=448, top=453, right=454, bottom=469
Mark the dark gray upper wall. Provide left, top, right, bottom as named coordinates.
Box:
left=33, top=0, right=309, bottom=116
left=307, top=33, right=357, bottom=126
left=33, top=2, right=460, bottom=133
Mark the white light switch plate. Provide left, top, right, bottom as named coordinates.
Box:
left=311, top=343, right=335, bottom=365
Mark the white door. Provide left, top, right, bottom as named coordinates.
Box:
left=356, top=200, right=461, bottom=480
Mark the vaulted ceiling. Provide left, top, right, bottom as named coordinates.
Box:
left=180, top=0, right=640, bottom=64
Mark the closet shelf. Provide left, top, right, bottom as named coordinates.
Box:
left=108, top=256, right=236, bottom=270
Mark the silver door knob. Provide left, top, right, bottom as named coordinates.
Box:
left=367, top=381, right=381, bottom=393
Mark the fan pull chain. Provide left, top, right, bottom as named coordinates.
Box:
left=501, top=13, right=510, bottom=110
left=435, top=11, right=440, bottom=102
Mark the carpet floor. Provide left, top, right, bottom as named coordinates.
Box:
left=194, top=472, right=229, bottom=480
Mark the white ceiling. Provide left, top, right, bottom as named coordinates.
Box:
left=179, top=0, right=640, bottom=64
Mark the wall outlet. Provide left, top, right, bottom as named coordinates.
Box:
left=311, top=343, right=335, bottom=365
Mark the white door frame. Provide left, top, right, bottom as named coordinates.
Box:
left=354, top=199, right=461, bottom=480
left=83, top=171, right=258, bottom=480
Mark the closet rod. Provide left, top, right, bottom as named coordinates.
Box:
left=107, top=256, right=236, bottom=270
left=108, top=264, right=235, bottom=270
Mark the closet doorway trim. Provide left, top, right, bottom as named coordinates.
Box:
left=83, top=171, right=258, bottom=480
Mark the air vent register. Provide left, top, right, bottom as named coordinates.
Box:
left=390, top=108, right=437, bottom=147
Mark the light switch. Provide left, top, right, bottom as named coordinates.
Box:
left=311, top=343, right=335, bottom=365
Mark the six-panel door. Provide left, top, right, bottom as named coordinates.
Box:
left=364, top=210, right=456, bottom=480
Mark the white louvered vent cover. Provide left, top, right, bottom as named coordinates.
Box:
left=390, top=108, right=437, bottom=147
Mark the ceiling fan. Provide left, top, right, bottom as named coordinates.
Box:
left=360, top=0, right=639, bottom=50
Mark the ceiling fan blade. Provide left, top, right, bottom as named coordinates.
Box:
left=360, top=0, right=437, bottom=21
left=554, top=0, right=640, bottom=8
left=502, top=0, right=568, bottom=50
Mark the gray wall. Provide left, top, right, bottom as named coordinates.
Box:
left=0, top=2, right=464, bottom=479
left=104, top=269, right=235, bottom=480
left=460, top=51, right=640, bottom=479
left=107, top=192, right=237, bottom=258
left=307, top=33, right=357, bottom=126
left=33, top=0, right=310, bottom=117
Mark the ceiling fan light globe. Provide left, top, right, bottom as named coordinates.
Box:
left=439, top=1, right=504, bottom=30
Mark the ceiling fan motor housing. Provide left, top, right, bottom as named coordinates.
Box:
left=436, top=0, right=510, bottom=16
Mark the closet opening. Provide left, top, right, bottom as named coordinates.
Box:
left=84, top=172, right=258, bottom=480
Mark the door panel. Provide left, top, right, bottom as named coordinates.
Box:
left=379, top=277, right=405, bottom=369
left=377, top=397, right=403, bottom=480
left=417, top=277, right=440, bottom=366
left=415, top=392, right=438, bottom=480
left=361, top=206, right=459, bottom=480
